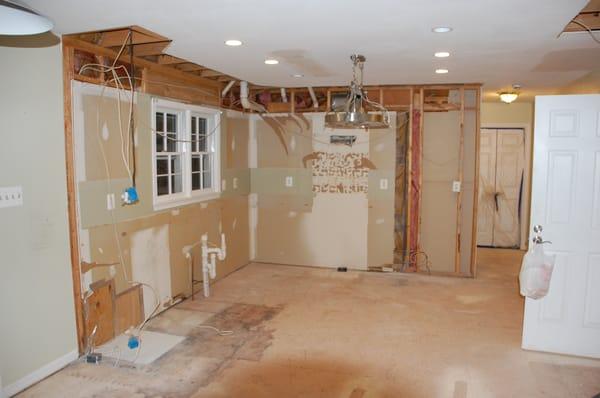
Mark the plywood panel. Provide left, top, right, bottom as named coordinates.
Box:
left=420, top=111, right=460, bottom=272
left=85, top=279, right=115, bottom=347
left=114, top=284, right=143, bottom=335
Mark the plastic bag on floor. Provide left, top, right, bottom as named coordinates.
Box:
left=519, top=244, right=555, bottom=299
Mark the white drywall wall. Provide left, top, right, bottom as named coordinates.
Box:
left=0, top=34, right=78, bottom=393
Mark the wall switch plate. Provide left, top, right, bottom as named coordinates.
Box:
left=233, top=177, right=238, bottom=189
left=379, top=178, right=388, bottom=190
left=0, top=186, right=23, bottom=208
left=285, top=176, right=294, bottom=187
left=222, top=179, right=227, bottom=191
left=452, top=181, right=461, bottom=192
left=106, top=193, right=115, bottom=210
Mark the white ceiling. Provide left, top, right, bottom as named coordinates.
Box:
left=28, top=0, right=600, bottom=101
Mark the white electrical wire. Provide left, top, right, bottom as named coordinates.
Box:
left=571, top=19, right=600, bottom=45
left=196, top=325, right=234, bottom=336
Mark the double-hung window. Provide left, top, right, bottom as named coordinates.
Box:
left=152, top=98, right=220, bottom=210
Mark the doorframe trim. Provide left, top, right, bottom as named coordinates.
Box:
left=481, top=123, right=531, bottom=250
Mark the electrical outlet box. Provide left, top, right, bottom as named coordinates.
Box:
left=285, top=176, right=293, bottom=187
left=0, top=186, right=23, bottom=208
left=452, top=181, right=461, bottom=192
left=379, top=178, right=388, bottom=190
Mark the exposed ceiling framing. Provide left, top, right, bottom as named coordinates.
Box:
left=563, top=0, right=600, bottom=32
left=67, top=25, right=240, bottom=84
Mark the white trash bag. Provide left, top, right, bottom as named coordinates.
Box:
left=519, top=244, right=556, bottom=299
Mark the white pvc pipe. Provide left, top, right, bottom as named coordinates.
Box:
left=240, top=81, right=252, bottom=110
left=280, top=88, right=288, bottom=103
left=222, top=80, right=236, bottom=97
left=307, top=86, right=319, bottom=109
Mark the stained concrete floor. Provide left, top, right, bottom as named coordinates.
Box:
left=19, top=249, right=600, bottom=397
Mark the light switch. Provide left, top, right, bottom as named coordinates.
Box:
left=0, top=186, right=23, bottom=208
left=452, top=181, right=461, bottom=192
left=285, top=176, right=294, bottom=187
left=233, top=177, right=238, bottom=189
left=379, top=178, right=388, bottom=190
left=222, top=179, right=227, bottom=191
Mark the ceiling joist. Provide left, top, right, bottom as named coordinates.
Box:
left=67, top=26, right=240, bottom=84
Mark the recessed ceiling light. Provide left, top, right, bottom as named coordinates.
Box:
left=292, top=73, right=303, bottom=78
left=435, top=69, right=449, bottom=74
left=264, top=59, right=279, bottom=65
left=432, top=26, right=453, bottom=33
left=224, top=39, right=242, bottom=46
left=434, top=51, right=450, bottom=58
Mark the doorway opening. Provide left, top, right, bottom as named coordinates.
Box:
left=477, top=127, right=528, bottom=249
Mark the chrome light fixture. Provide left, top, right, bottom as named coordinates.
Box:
left=0, top=0, right=53, bottom=35
left=325, top=54, right=390, bottom=129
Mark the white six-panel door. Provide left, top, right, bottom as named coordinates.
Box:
left=522, top=94, right=600, bottom=358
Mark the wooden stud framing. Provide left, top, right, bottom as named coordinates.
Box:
left=454, top=87, right=465, bottom=274
left=470, top=88, right=482, bottom=277
left=62, top=44, right=86, bottom=353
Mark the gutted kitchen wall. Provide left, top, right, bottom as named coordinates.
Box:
left=253, top=113, right=398, bottom=270
left=0, top=35, right=77, bottom=391
left=72, top=82, right=250, bottom=307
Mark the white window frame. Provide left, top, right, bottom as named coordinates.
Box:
left=151, top=98, right=221, bottom=210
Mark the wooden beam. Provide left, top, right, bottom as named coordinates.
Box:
left=99, top=29, right=171, bottom=47
left=118, top=41, right=171, bottom=57
left=156, top=54, right=187, bottom=65
left=200, top=70, right=225, bottom=78
left=470, top=88, right=481, bottom=277
left=62, top=44, right=86, bottom=353
left=455, top=87, right=465, bottom=274
left=62, top=36, right=221, bottom=90
left=175, top=63, right=205, bottom=72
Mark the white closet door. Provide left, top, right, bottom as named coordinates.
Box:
left=477, top=129, right=497, bottom=246
left=493, top=129, right=524, bottom=247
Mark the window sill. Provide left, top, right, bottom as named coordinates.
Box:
left=153, top=191, right=221, bottom=211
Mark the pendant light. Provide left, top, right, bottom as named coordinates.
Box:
left=0, top=0, right=53, bottom=36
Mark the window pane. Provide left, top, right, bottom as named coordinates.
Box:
left=198, top=118, right=207, bottom=152
left=156, top=156, right=168, bottom=175
left=156, top=112, right=164, bottom=132
left=166, top=133, right=177, bottom=152
left=202, top=171, right=211, bottom=189
left=192, top=172, right=201, bottom=190
left=192, top=155, right=201, bottom=172
left=171, top=156, right=182, bottom=174
left=166, top=113, right=177, bottom=132
left=157, top=176, right=169, bottom=196
left=191, top=117, right=196, bottom=134
left=202, top=154, right=211, bottom=173
left=171, top=174, right=183, bottom=193
left=156, top=132, right=164, bottom=152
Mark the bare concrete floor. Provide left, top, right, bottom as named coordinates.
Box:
left=19, top=249, right=600, bottom=397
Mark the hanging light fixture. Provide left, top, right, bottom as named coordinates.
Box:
left=499, top=92, right=519, bottom=104
left=0, top=0, right=53, bottom=36
left=325, top=54, right=390, bottom=129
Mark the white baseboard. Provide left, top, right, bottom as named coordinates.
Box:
left=2, top=349, right=78, bottom=397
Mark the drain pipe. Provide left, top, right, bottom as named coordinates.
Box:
left=240, top=81, right=266, bottom=113
left=280, top=88, right=288, bottom=103
left=222, top=80, right=236, bottom=97
left=307, top=86, right=319, bottom=109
